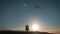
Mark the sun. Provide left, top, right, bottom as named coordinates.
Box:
left=31, top=24, right=39, bottom=31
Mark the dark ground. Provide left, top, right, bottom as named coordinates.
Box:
left=0, top=30, right=53, bottom=34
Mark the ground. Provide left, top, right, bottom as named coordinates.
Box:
left=0, top=30, right=53, bottom=34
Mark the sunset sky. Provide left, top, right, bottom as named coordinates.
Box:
left=0, top=0, right=60, bottom=33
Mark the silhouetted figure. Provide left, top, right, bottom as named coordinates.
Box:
left=25, top=24, right=29, bottom=32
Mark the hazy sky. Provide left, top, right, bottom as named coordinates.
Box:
left=0, top=0, right=60, bottom=32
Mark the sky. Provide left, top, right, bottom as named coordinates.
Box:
left=0, top=0, right=60, bottom=33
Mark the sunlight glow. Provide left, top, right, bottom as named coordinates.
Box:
left=31, top=24, right=39, bottom=31
left=29, top=17, right=43, bottom=31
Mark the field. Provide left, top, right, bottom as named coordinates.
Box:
left=0, top=30, right=53, bottom=34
